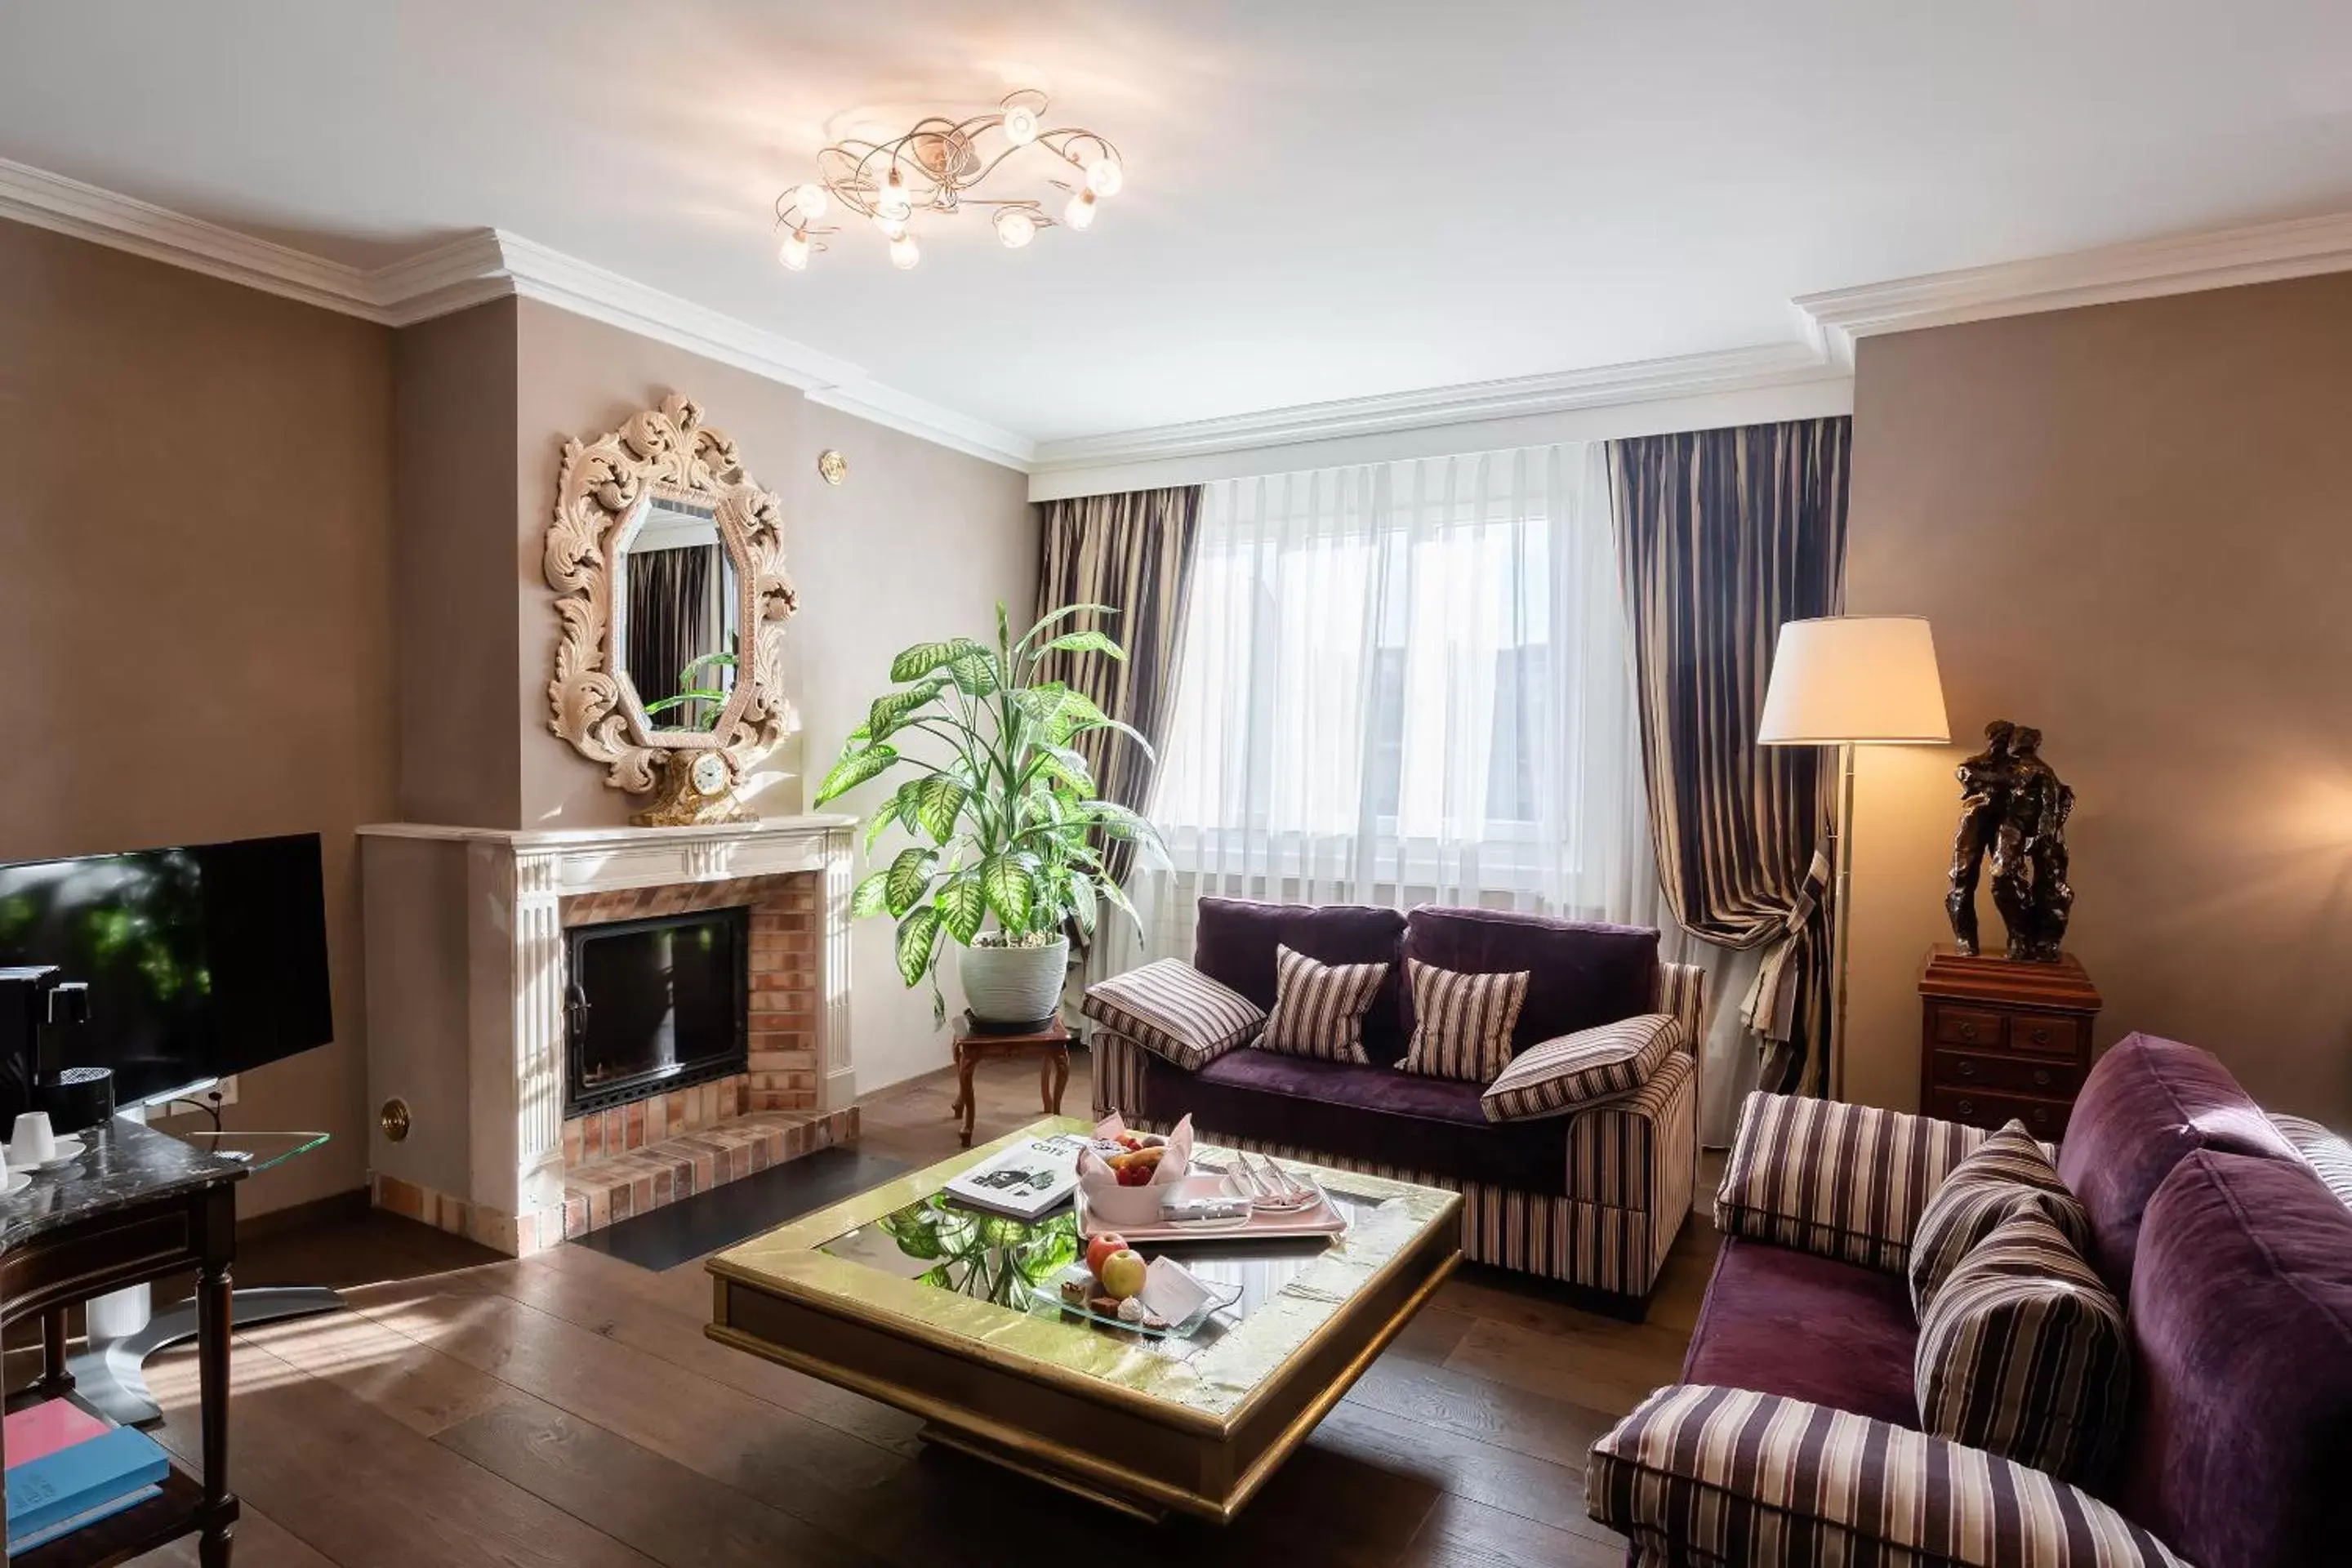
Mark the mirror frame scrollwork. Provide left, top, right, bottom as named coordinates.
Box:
left=543, top=394, right=799, bottom=797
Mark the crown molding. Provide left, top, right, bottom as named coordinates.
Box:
left=1795, top=211, right=2352, bottom=368
left=0, top=155, right=1033, bottom=470
left=1028, top=343, right=1847, bottom=474
left=11, top=153, right=2352, bottom=483
left=0, top=155, right=382, bottom=317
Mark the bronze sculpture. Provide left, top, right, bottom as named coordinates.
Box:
left=1945, top=719, right=2075, bottom=962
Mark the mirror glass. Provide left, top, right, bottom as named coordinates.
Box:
left=617, top=497, right=741, bottom=737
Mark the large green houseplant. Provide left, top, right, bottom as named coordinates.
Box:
left=813, top=602, right=1162, bottom=1027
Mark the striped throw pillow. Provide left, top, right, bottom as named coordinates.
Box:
left=1909, top=1119, right=2090, bottom=1317
left=1400, top=960, right=1529, bottom=1085
left=1481, top=1013, right=1682, bottom=1122
left=2273, top=1111, right=2352, bottom=1210
left=1716, top=1093, right=1987, bottom=1274
left=1080, top=960, right=1264, bottom=1071
left=1914, top=1206, right=2131, bottom=1484
left=1258, top=945, right=1389, bottom=1063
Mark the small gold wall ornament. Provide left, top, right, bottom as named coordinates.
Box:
left=817, top=448, right=849, bottom=486
left=380, top=1098, right=412, bottom=1143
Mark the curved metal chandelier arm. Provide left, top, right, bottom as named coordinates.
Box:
left=772, top=91, right=1124, bottom=269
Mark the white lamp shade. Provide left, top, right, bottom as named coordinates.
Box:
left=1757, top=616, right=1950, bottom=746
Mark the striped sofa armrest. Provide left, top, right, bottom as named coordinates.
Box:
left=1656, top=960, right=1706, bottom=1059
left=1715, top=1090, right=1986, bottom=1273
left=1589, top=1384, right=2187, bottom=1568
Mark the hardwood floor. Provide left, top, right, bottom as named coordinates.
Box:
left=121, top=1049, right=1719, bottom=1566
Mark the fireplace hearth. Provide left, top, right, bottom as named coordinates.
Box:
left=564, top=908, right=748, bottom=1117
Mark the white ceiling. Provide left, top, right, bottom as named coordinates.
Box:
left=4, top=2, right=2351, bottom=447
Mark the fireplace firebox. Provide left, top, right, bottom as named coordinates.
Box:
left=564, top=908, right=748, bottom=1117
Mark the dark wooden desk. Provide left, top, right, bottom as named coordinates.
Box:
left=0, top=1120, right=244, bottom=1566
left=948, top=1018, right=1073, bottom=1147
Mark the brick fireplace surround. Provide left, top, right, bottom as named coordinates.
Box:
left=357, top=817, right=858, bottom=1256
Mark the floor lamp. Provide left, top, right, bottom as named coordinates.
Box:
left=1757, top=616, right=1949, bottom=1100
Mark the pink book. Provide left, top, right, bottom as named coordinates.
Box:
left=3, top=1400, right=109, bottom=1468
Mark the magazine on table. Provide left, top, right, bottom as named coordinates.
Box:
left=943, top=1132, right=1094, bottom=1218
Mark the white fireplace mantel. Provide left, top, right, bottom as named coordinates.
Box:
left=356, top=814, right=855, bottom=1247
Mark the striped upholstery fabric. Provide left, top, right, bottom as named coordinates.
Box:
left=1078, top=959, right=1263, bottom=1071
left=1400, top=960, right=1529, bottom=1083
left=1717, top=1091, right=1986, bottom=1274
left=1112, top=1048, right=1698, bottom=1296
left=1565, top=1050, right=1695, bottom=1210
left=1094, top=959, right=1707, bottom=1297
left=1909, top=1119, right=2092, bottom=1316
left=1258, top=945, right=1388, bottom=1063
left=1915, top=1208, right=2132, bottom=1484
left=1589, top=1383, right=2187, bottom=1568
left=2273, top=1111, right=2352, bottom=1209
left=1482, top=1013, right=1681, bottom=1122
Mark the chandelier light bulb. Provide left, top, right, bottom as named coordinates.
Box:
left=889, top=233, right=920, bottom=270
left=994, top=208, right=1038, bottom=248
left=1062, top=189, right=1098, bottom=231
left=792, top=183, right=829, bottom=220
left=875, top=164, right=912, bottom=220
left=1002, top=103, right=1040, bottom=145
left=872, top=210, right=908, bottom=238
left=777, top=229, right=810, bottom=270
left=1085, top=158, right=1124, bottom=197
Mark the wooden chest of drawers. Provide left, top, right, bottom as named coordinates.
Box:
left=1918, top=947, right=2102, bottom=1139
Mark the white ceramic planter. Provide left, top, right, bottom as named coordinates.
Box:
left=957, top=936, right=1069, bottom=1027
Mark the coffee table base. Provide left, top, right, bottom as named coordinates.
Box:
left=709, top=1243, right=1458, bottom=1523
left=917, top=1424, right=1169, bottom=1522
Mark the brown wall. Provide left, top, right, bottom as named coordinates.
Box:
left=394, top=297, right=520, bottom=827
left=508, top=301, right=1038, bottom=1087
left=1844, top=272, right=2352, bottom=1125
left=0, top=219, right=395, bottom=1211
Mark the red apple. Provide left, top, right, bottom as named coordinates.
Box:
left=1085, top=1233, right=1128, bottom=1276
left=1098, top=1248, right=1147, bottom=1301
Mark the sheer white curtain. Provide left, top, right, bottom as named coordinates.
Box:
left=1116, top=443, right=1757, bottom=1139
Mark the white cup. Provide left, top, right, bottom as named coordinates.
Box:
left=11, top=1112, right=57, bottom=1166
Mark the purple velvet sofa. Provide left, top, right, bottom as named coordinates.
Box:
left=1587, top=1033, right=2352, bottom=1568
left=1087, top=898, right=1708, bottom=1307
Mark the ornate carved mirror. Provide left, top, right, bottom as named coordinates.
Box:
left=544, top=394, right=798, bottom=822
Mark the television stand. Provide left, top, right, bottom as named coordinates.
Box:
left=68, top=1128, right=341, bottom=1427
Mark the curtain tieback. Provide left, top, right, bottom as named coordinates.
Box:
left=1739, top=849, right=1832, bottom=1044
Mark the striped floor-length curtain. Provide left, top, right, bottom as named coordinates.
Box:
left=1034, top=485, right=1205, bottom=916
left=1608, top=418, right=1850, bottom=1103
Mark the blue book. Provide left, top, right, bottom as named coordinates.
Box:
left=7, top=1425, right=171, bottom=1547
left=10, top=1484, right=162, bottom=1552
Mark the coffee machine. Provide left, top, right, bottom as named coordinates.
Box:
left=0, top=965, right=90, bottom=1129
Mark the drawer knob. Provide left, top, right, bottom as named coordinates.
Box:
left=1956, top=1098, right=1977, bottom=1118
left=1956, top=1060, right=1976, bottom=1078
left=1958, top=1022, right=1978, bottom=1041
left=2030, top=1107, right=2052, bottom=1128
left=2030, top=1026, right=2051, bottom=1045
left=2033, top=1068, right=2051, bottom=1088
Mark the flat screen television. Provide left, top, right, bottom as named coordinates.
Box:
left=0, top=834, right=333, bottom=1104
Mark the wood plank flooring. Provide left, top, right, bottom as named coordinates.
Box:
left=117, top=1048, right=1718, bottom=1566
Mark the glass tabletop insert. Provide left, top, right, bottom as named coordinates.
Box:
left=818, top=1162, right=1392, bottom=1365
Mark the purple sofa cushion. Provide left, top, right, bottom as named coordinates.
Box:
left=1193, top=898, right=1410, bottom=1063
left=2114, top=1151, right=2352, bottom=1568
left=1134, top=1046, right=1576, bottom=1195
left=1401, top=906, right=1659, bottom=1055
left=2056, top=1033, right=2297, bottom=1296
left=1680, top=1236, right=1921, bottom=1429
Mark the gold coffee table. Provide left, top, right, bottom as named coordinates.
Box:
left=705, top=1117, right=1462, bottom=1522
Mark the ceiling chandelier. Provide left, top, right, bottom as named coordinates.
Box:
left=773, top=90, right=1123, bottom=272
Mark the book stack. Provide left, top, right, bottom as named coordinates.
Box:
left=4, top=1399, right=172, bottom=1554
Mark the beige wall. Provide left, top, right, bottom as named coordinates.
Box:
left=509, top=301, right=1038, bottom=1089
left=1844, top=272, right=2352, bottom=1125
left=394, top=298, right=520, bottom=827
left=0, top=218, right=394, bottom=1213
